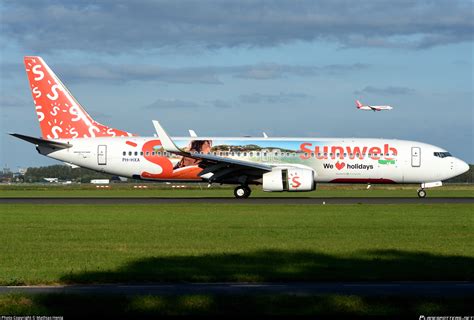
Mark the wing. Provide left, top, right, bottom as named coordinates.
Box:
left=369, top=106, right=381, bottom=111
left=152, top=120, right=272, bottom=184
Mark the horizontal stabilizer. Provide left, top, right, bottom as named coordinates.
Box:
left=9, top=133, right=72, bottom=149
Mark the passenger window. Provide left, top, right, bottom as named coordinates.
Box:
left=146, top=151, right=149, bottom=156
left=140, top=151, right=143, bottom=156
left=123, top=151, right=126, bottom=156
left=134, top=151, right=138, bottom=156
left=152, top=152, right=155, bottom=156
left=128, top=151, right=132, bottom=156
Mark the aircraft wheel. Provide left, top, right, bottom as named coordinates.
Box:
left=417, top=189, right=427, bottom=198
left=234, top=185, right=251, bottom=199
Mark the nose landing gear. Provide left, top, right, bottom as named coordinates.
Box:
left=417, top=181, right=442, bottom=198
left=234, top=185, right=251, bottom=199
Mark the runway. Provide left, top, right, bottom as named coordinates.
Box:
left=1, top=197, right=473, bottom=204
left=1, top=282, right=472, bottom=296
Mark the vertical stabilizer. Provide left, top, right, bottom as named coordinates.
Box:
left=24, top=56, right=133, bottom=139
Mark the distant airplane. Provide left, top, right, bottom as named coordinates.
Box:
left=10, top=56, right=469, bottom=198
left=356, top=100, right=393, bottom=112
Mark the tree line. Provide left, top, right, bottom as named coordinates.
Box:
left=23, top=165, right=114, bottom=183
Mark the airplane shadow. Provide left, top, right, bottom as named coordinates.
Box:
left=59, top=249, right=474, bottom=284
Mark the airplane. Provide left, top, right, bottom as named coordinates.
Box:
left=356, top=100, right=393, bottom=111
left=10, top=56, right=469, bottom=199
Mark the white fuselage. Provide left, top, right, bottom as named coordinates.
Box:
left=37, top=136, right=468, bottom=184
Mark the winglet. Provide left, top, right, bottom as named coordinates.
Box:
left=189, top=129, right=197, bottom=137
left=152, top=120, right=181, bottom=153
left=263, top=132, right=268, bottom=138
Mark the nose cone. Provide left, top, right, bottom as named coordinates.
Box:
left=455, top=158, right=470, bottom=176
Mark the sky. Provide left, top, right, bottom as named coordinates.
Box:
left=0, top=0, right=473, bottom=170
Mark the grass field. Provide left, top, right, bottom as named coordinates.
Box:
left=1, top=201, right=473, bottom=316
left=0, top=203, right=472, bottom=285
left=1, top=183, right=473, bottom=197
left=2, top=293, right=473, bottom=316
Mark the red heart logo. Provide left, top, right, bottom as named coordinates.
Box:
left=335, top=162, right=345, bottom=170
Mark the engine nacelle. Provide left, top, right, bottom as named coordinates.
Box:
left=262, top=167, right=315, bottom=192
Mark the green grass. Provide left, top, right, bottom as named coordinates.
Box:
left=1, top=183, right=473, bottom=197
left=0, top=203, right=472, bottom=285
left=1, top=293, right=473, bottom=316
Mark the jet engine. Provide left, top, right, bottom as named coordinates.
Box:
left=262, top=167, right=315, bottom=192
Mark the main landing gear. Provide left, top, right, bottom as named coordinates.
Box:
left=417, top=188, right=427, bottom=198
left=234, top=185, right=251, bottom=199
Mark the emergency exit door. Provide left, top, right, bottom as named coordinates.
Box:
left=98, top=145, right=107, bottom=165
left=411, top=147, right=421, bottom=167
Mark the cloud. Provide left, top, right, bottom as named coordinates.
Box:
left=209, top=99, right=232, bottom=109
left=233, top=63, right=367, bottom=80
left=1, top=62, right=368, bottom=84
left=354, top=86, right=416, bottom=96
left=2, top=0, right=471, bottom=52
left=144, top=98, right=235, bottom=110
left=240, top=92, right=310, bottom=104
left=144, top=99, right=203, bottom=109
left=0, top=95, right=29, bottom=108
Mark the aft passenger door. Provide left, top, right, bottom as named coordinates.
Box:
left=411, top=147, right=421, bottom=167
left=98, top=145, right=107, bottom=165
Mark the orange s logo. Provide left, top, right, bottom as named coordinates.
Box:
left=291, top=175, right=301, bottom=188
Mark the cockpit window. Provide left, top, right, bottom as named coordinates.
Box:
left=434, top=152, right=452, bottom=158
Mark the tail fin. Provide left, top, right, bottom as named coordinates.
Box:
left=23, top=56, right=133, bottom=139
left=355, top=100, right=363, bottom=108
